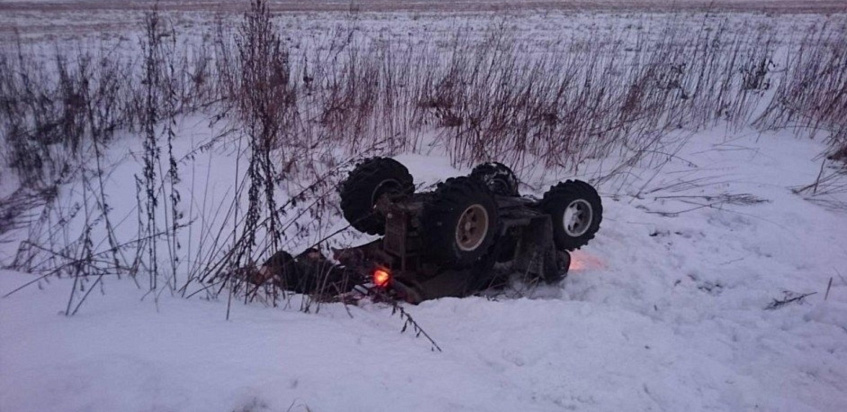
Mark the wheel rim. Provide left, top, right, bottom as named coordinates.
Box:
left=563, top=199, right=593, bottom=237
left=455, top=204, right=489, bottom=251
left=492, top=178, right=512, bottom=196
left=371, top=179, right=401, bottom=205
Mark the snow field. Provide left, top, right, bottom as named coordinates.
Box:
left=2, top=125, right=846, bottom=412
left=1, top=5, right=846, bottom=412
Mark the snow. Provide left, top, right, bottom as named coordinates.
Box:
left=2, top=3, right=847, bottom=411
left=2, top=125, right=847, bottom=412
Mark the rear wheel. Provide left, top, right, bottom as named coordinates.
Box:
left=539, top=180, right=602, bottom=251
left=421, top=177, right=499, bottom=266
left=470, top=162, right=520, bottom=197
left=339, top=157, right=414, bottom=235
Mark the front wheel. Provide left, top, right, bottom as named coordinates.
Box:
left=263, top=251, right=307, bottom=292
left=539, top=180, right=602, bottom=251
left=470, top=162, right=520, bottom=197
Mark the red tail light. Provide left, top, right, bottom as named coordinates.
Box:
left=373, top=268, right=391, bottom=288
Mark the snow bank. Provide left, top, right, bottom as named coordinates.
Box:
left=2, top=126, right=846, bottom=411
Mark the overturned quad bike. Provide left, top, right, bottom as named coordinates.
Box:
left=253, top=158, right=603, bottom=303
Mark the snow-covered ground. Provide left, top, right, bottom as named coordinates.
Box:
left=2, top=2, right=847, bottom=411
left=2, top=124, right=846, bottom=411
left=0, top=0, right=843, bottom=11
left=1, top=0, right=844, bottom=46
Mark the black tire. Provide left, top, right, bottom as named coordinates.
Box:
left=264, top=251, right=308, bottom=292
left=539, top=180, right=602, bottom=251
left=421, top=177, right=499, bottom=266
left=470, top=162, right=520, bottom=197
left=339, top=157, right=414, bottom=235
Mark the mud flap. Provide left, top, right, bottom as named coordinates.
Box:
left=512, top=214, right=569, bottom=283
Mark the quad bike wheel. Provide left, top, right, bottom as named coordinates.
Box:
left=421, top=176, right=499, bottom=266
left=263, top=251, right=310, bottom=292
left=470, top=162, right=520, bottom=197
left=340, top=157, right=414, bottom=235
left=539, top=180, right=602, bottom=251
left=265, top=249, right=359, bottom=295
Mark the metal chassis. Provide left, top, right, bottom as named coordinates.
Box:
left=331, top=194, right=571, bottom=303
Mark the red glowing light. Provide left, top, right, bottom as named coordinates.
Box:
left=569, top=254, right=585, bottom=271
left=373, top=269, right=391, bottom=288
left=568, top=251, right=605, bottom=272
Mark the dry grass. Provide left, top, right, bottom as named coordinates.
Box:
left=1, top=1, right=845, bottom=310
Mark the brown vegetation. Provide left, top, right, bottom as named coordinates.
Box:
left=1, top=0, right=845, bottom=312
